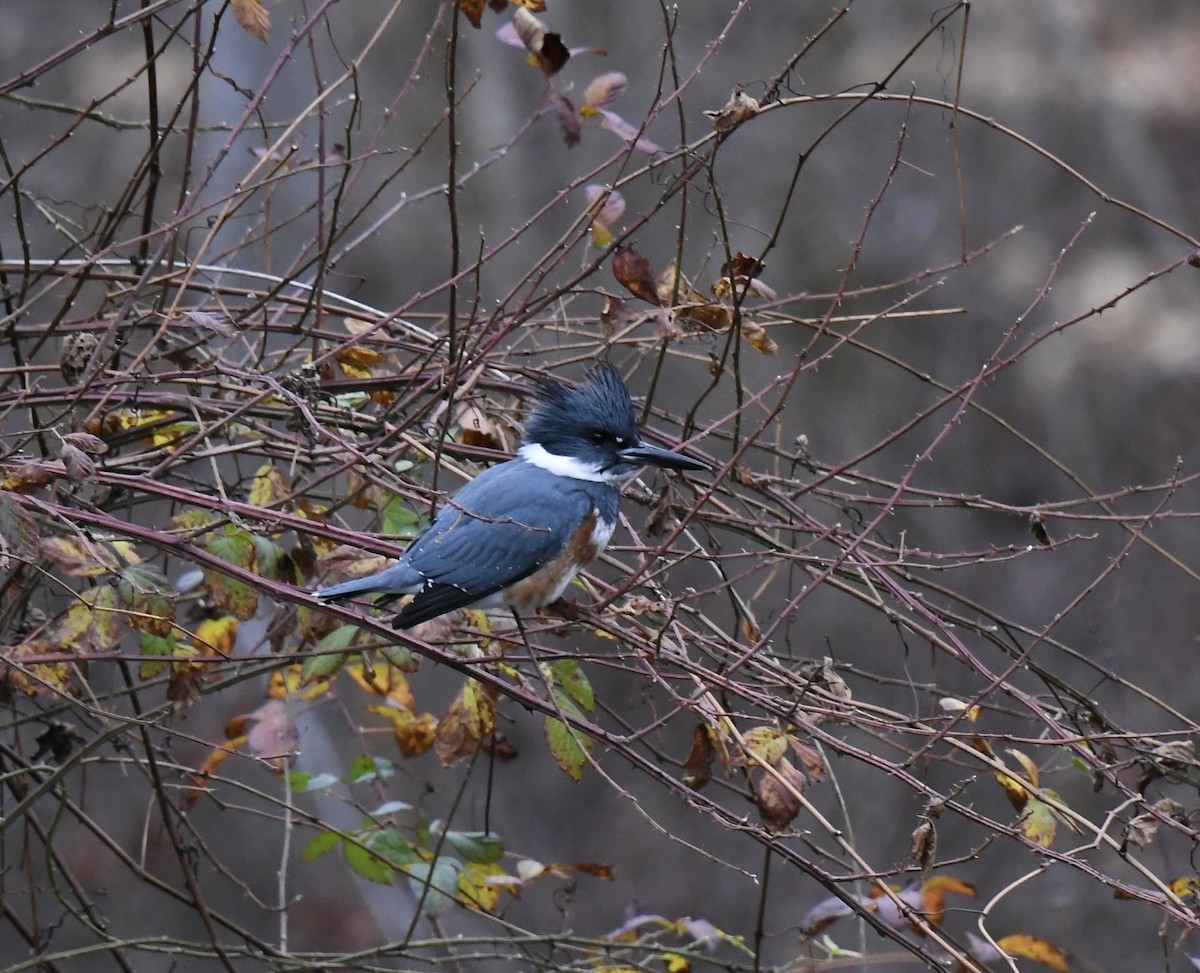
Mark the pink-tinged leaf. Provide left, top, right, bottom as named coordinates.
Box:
left=545, top=89, right=580, bottom=147
left=597, top=109, right=664, bottom=157
left=584, top=185, right=626, bottom=246
left=495, top=22, right=524, bottom=49
left=245, top=700, right=298, bottom=771
left=582, top=72, right=628, bottom=113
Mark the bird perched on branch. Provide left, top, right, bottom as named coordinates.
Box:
left=314, top=363, right=709, bottom=629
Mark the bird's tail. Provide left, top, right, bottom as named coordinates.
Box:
left=313, top=576, right=385, bottom=601
left=313, top=563, right=420, bottom=602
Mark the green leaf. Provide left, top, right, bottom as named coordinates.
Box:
left=380, top=643, right=419, bottom=673
left=380, top=491, right=423, bottom=538
left=251, top=534, right=283, bottom=580
left=343, top=840, right=395, bottom=884
left=548, top=658, right=594, bottom=712
left=545, top=692, right=592, bottom=781
left=295, top=771, right=339, bottom=792
left=350, top=754, right=395, bottom=784
left=372, top=800, right=412, bottom=817
left=406, top=859, right=461, bottom=915
left=445, top=830, right=504, bottom=864
left=138, top=632, right=179, bottom=679
left=301, top=625, right=358, bottom=684
left=302, top=830, right=342, bottom=862
left=363, top=828, right=419, bottom=867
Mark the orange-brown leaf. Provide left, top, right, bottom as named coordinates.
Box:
left=231, top=0, right=270, bottom=42
left=919, top=875, right=975, bottom=926
left=740, top=321, right=778, bottom=356
left=613, top=246, right=661, bottom=306
left=185, top=737, right=243, bottom=808
left=459, top=0, right=486, bottom=27
left=995, top=934, right=1068, bottom=972
left=682, top=723, right=716, bottom=790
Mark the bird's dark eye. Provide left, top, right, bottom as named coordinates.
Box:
left=590, top=430, right=608, bottom=445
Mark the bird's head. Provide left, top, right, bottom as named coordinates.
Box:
left=519, top=363, right=709, bottom=482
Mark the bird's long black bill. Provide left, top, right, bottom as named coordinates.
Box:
left=617, top=442, right=709, bottom=472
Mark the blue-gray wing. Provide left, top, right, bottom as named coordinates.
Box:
left=396, top=462, right=594, bottom=626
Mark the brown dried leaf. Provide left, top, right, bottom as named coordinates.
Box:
left=231, top=0, right=270, bottom=42
left=910, top=819, right=936, bottom=873
left=788, top=737, right=825, bottom=782
left=2, top=462, right=59, bottom=493
left=755, top=757, right=804, bottom=832
left=62, top=432, right=109, bottom=455
left=613, top=246, right=661, bottom=306
left=436, top=679, right=497, bottom=767
left=317, top=545, right=391, bottom=580
left=704, top=88, right=760, bottom=133
left=59, top=331, right=101, bottom=385
left=456, top=402, right=503, bottom=450
left=59, top=443, right=95, bottom=482
left=740, top=321, right=778, bottom=356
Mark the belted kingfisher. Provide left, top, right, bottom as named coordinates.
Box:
left=314, top=363, right=708, bottom=629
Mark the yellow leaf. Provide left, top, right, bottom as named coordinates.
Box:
left=739, top=726, right=788, bottom=766
left=267, top=663, right=331, bottom=701
left=1006, top=748, right=1040, bottom=787
left=56, top=586, right=122, bottom=655
left=248, top=463, right=290, bottom=508
left=41, top=536, right=118, bottom=577
left=347, top=659, right=415, bottom=710
left=1020, top=798, right=1058, bottom=847
left=3, top=640, right=73, bottom=698
left=192, top=615, right=238, bottom=657
left=391, top=709, right=438, bottom=757
left=973, top=736, right=1028, bottom=812
left=111, top=541, right=142, bottom=565
left=662, top=952, right=690, bottom=973
left=457, top=861, right=505, bottom=912
left=1169, top=875, right=1200, bottom=899
left=231, top=0, right=270, bottom=42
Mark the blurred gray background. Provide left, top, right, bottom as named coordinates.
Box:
left=2, top=1, right=1200, bottom=970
